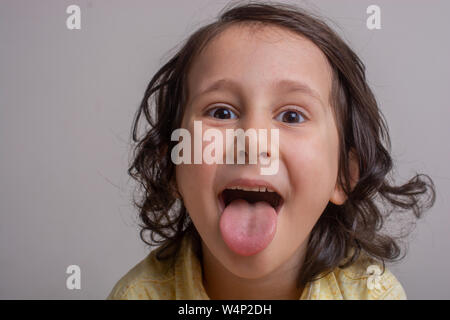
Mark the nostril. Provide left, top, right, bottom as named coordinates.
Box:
left=259, top=151, right=271, bottom=166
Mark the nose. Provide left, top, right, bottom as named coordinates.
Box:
left=227, top=108, right=274, bottom=165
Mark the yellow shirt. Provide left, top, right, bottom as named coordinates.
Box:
left=107, top=233, right=407, bottom=300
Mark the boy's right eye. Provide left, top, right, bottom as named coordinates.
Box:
left=206, top=106, right=238, bottom=120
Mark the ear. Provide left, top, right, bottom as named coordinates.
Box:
left=330, top=148, right=359, bottom=205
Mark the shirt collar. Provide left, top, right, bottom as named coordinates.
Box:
left=174, top=232, right=343, bottom=300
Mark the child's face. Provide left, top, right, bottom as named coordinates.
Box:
left=175, top=24, right=347, bottom=279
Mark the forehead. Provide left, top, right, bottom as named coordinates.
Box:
left=187, top=23, right=333, bottom=108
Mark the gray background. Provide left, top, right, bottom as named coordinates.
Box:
left=0, top=0, right=449, bottom=299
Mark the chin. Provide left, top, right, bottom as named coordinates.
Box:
left=220, top=238, right=286, bottom=279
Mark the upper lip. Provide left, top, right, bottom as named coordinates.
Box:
left=217, top=178, right=285, bottom=213
left=220, top=178, right=282, bottom=195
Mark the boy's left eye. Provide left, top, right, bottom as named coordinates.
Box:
left=275, top=109, right=306, bottom=124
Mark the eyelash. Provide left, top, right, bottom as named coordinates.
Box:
left=205, top=105, right=239, bottom=120
left=204, top=104, right=308, bottom=123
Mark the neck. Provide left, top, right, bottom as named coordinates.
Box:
left=201, top=242, right=307, bottom=300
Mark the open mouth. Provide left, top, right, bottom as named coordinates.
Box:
left=218, top=186, right=284, bottom=214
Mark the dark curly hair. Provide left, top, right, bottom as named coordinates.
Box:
left=127, top=1, right=436, bottom=287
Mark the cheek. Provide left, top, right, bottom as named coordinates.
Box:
left=176, top=163, right=215, bottom=200
left=176, top=162, right=218, bottom=236
left=279, top=129, right=339, bottom=234
left=282, top=132, right=337, bottom=193
left=175, top=118, right=215, bottom=204
left=174, top=120, right=221, bottom=232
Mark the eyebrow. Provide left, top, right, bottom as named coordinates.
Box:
left=192, top=78, right=324, bottom=104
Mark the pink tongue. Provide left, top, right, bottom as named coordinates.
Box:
left=219, top=199, right=277, bottom=256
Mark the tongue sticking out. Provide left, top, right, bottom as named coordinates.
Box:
left=219, top=199, right=277, bottom=256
